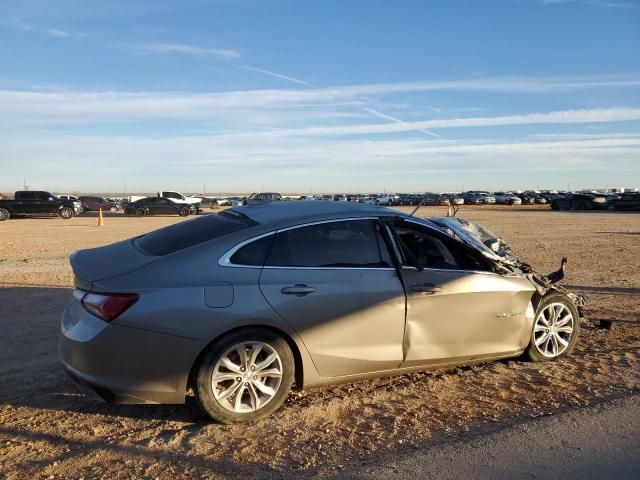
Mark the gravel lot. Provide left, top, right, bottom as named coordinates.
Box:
left=1, top=206, right=638, bottom=479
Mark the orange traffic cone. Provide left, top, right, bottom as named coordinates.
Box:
left=97, top=208, right=104, bottom=227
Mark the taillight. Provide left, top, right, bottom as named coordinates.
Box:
left=79, top=291, right=139, bottom=322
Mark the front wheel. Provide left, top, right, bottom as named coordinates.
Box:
left=194, top=328, right=295, bottom=423
left=179, top=206, right=190, bottom=217
left=526, top=293, right=580, bottom=362
left=109, top=206, right=118, bottom=213
left=0, top=208, right=10, bottom=221
left=58, top=207, right=74, bottom=219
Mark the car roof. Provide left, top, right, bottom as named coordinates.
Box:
left=229, top=200, right=400, bottom=226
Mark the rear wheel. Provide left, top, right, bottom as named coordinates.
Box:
left=179, top=206, right=190, bottom=217
left=527, top=293, right=580, bottom=362
left=194, top=328, right=294, bottom=423
left=135, top=208, right=146, bottom=217
left=0, top=208, right=10, bottom=221
left=58, top=207, right=74, bottom=219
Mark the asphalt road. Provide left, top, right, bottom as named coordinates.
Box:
left=338, top=395, right=640, bottom=480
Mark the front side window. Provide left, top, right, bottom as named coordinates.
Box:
left=391, top=221, right=487, bottom=271
left=265, top=220, right=392, bottom=268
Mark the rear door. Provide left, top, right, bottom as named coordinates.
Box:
left=258, top=219, right=406, bottom=378
left=387, top=219, right=536, bottom=366
left=15, top=191, right=36, bottom=213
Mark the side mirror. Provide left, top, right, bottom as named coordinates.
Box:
left=49, top=197, right=55, bottom=201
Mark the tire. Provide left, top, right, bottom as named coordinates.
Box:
left=109, top=206, right=117, bottom=213
left=194, top=327, right=295, bottom=424
left=135, top=208, right=146, bottom=217
left=526, top=293, right=580, bottom=362
left=0, top=208, right=10, bottom=221
left=179, top=206, right=190, bottom=217
left=58, top=207, right=74, bottom=219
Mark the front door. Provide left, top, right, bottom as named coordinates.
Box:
left=388, top=219, right=536, bottom=366
left=259, top=219, right=406, bottom=378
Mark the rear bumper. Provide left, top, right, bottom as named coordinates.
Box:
left=59, top=301, right=206, bottom=404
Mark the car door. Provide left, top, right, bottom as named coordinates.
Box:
left=258, top=218, right=406, bottom=378
left=34, top=192, right=57, bottom=214
left=14, top=191, right=35, bottom=213
left=157, top=198, right=180, bottom=215
left=387, top=219, right=536, bottom=367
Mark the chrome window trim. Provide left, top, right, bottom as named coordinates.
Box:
left=218, top=231, right=275, bottom=268
left=218, top=216, right=396, bottom=270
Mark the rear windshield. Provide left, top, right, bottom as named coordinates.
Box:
left=134, top=210, right=257, bottom=256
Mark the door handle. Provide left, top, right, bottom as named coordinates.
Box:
left=281, top=284, right=316, bottom=296
left=410, top=283, right=442, bottom=294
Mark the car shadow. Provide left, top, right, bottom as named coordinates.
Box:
left=0, top=286, right=211, bottom=423
left=563, top=285, right=640, bottom=296
left=596, top=231, right=640, bottom=236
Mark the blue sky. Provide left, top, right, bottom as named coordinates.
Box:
left=1, top=0, right=639, bottom=193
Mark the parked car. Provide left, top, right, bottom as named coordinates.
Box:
left=440, top=193, right=464, bottom=205
left=463, top=191, right=496, bottom=204
left=60, top=201, right=585, bottom=423
left=608, top=192, right=640, bottom=211
left=58, top=194, right=79, bottom=201
left=493, top=192, right=522, bottom=205
left=190, top=195, right=219, bottom=209
left=159, top=191, right=202, bottom=208
left=247, top=192, right=282, bottom=202
left=514, top=193, right=536, bottom=205
left=78, top=196, right=121, bottom=213
left=523, top=191, right=547, bottom=204
left=123, top=197, right=196, bottom=217
left=0, top=191, right=81, bottom=221
left=550, top=193, right=610, bottom=210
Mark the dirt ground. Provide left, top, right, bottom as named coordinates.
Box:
left=1, top=206, right=639, bottom=479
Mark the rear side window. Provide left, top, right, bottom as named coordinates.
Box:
left=230, top=235, right=275, bottom=266
left=135, top=210, right=257, bottom=256
left=265, top=220, right=392, bottom=268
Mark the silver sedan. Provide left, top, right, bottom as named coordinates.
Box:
left=60, top=202, right=584, bottom=423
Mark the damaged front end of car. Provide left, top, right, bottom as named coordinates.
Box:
left=429, top=216, right=587, bottom=322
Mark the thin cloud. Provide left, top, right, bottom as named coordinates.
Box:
left=361, top=106, right=440, bottom=138
left=542, top=0, right=640, bottom=10
left=0, top=18, right=85, bottom=39
left=251, top=107, right=640, bottom=138
left=237, top=65, right=313, bottom=87
left=133, top=42, right=241, bottom=60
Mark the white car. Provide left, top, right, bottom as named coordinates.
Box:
left=464, top=191, right=496, bottom=204
left=57, top=194, right=78, bottom=201
left=493, top=192, right=522, bottom=205
left=158, top=191, right=202, bottom=207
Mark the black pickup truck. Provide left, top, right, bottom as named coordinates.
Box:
left=0, top=191, right=82, bottom=221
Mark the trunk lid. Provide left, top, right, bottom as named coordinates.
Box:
left=70, top=239, right=157, bottom=290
